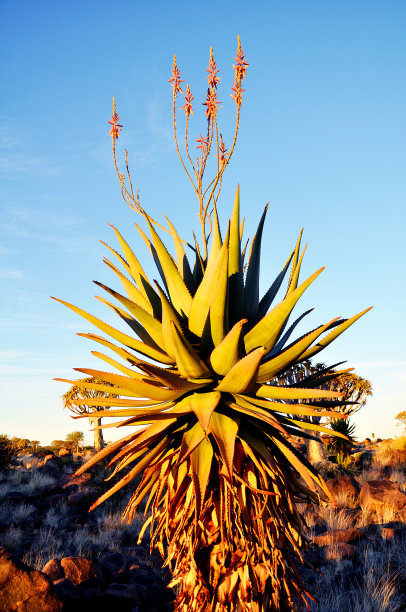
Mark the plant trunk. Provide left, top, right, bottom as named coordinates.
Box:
left=89, top=415, right=104, bottom=452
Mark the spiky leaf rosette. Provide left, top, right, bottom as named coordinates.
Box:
left=54, top=186, right=371, bottom=611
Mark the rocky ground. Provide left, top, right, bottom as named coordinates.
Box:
left=0, top=442, right=405, bottom=611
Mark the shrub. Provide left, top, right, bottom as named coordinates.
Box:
left=329, top=419, right=356, bottom=457
left=0, top=435, right=17, bottom=470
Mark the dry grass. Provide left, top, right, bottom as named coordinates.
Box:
left=389, top=469, right=406, bottom=491
left=1, top=526, right=24, bottom=554
left=1, top=448, right=405, bottom=609
left=333, top=489, right=359, bottom=509
left=317, top=506, right=356, bottom=531
left=372, top=436, right=406, bottom=470
left=308, top=537, right=405, bottom=611
left=359, top=468, right=384, bottom=483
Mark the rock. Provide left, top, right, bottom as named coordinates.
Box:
left=351, top=450, right=373, bottom=469
left=68, top=472, right=93, bottom=487
left=385, top=449, right=406, bottom=467
left=326, top=475, right=360, bottom=500
left=33, top=450, right=55, bottom=460
left=43, top=454, right=57, bottom=466
left=302, top=548, right=322, bottom=569
left=312, top=460, right=342, bottom=478
left=313, top=527, right=364, bottom=546
left=325, top=542, right=359, bottom=560
left=6, top=491, right=27, bottom=502
left=360, top=479, right=406, bottom=511
left=42, top=493, right=66, bottom=507
left=99, top=552, right=128, bottom=583
left=53, top=578, right=82, bottom=606
left=41, top=460, right=62, bottom=478
left=42, top=558, right=64, bottom=582
left=93, top=583, right=138, bottom=610
left=60, top=557, right=104, bottom=587
left=67, top=491, right=93, bottom=506
left=380, top=527, right=397, bottom=541
left=0, top=547, right=63, bottom=611
left=127, top=560, right=159, bottom=582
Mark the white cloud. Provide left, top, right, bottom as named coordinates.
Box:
left=0, top=117, right=61, bottom=178
left=0, top=267, right=23, bottom=279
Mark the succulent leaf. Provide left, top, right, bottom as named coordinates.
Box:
left=244, top=267, right=325, bottom=353
left=244, top=203, right=269, bottom=320
left=209, top=319, right=247, bottom=376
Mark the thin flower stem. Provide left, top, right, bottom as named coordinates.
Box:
left=204, top=105, right=241, bottom=213
left=172, top=96, right=199, bottom=197
left=184, top=116, right=195, bottom=174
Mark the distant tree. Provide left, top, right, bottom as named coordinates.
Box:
left=65, top=431, right=84, bottom=453
left=51, top=439, right=66, bottom=450
left=276, top=361, right=372, bottom=462
left=0, top=435, right=17, bottom=469
left=395, top=411, right=406, bottom=431
left=278, top=361, right=372, bottom=417
left=31, top=440, right=40, bottom=453
left=62, top=377, right=119, bottom=452
left=17, top=438, right=32, bottom=453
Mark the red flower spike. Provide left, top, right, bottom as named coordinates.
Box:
left=203, top=88, right=221, bottom=120
left=168, top=55, right=184, bottom=96
left=206, top=47, right=220, bottom=89
left=180, top=84, right=194, bottom=117
left=196, top=134, right=208, bottom=154
left=108, top=98, right=123, bottom=140
left=233, top=36, right=249, bottom=82
left=218, top=136, right=228, bottom=167
left=230, top=82, right=245, bottom=107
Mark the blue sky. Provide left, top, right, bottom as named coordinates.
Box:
left=1, top=0, right=405, bottom=445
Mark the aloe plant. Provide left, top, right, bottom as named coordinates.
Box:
left=54, top=39, right=371, bottom=611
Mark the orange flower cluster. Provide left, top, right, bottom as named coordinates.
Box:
left=181, top=84, right=194, bottom=117
left=206, top=47, right=220, bottom=89
left=203, top=88, right=221, bottom=120
left=218, top=136, right=228, bottom=167
left=108, top=98, right=123, bottom=140
left=168, top=55, right=184, bottom=96
left=203, top=48, right=221, bottom=121
left=196, top=133, right=208, bottom=154
left=231, top=36, right=248, bottom=107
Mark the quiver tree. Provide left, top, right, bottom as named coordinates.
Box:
left=277, top=361, right=372, bottom=462
left=65, top=431, right=84, bottom=453
left=54, top=39, right=372, bottom=611
left=62, top=377, right=119, bottom=451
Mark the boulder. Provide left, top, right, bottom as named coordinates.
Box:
left=0, top=547, right=62, bottom=611
left=60, top=557, right=104, bottom=587
left=312, top=527, right=364, bottom=547
left=99, top=552, right=128, bottom=583
left=52, top=578, right=82, bottom=607
left=380, top=527, right=397, bottom=541
left=360, top=479, right=406, bottom=511
left=67, top=490, right=100, bottom=511
left=385, top=449, right=406, bottom=467
left=42, top=454, right=57, bottom=466
left=325, top=542, right=359, bottom=561
left=42, top=559, right=64, bottom=582
left=67, top=472, right=93, bottom=487
left=33, top=451, right=54, bottom=460
left=326, top=475, right=360, bottom=500
left=93, top=582, right=138, bottom=610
